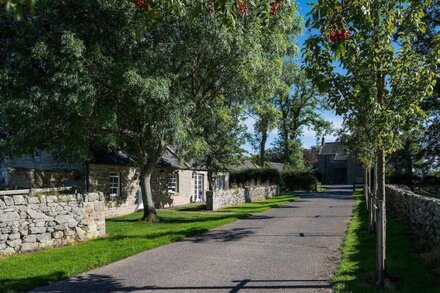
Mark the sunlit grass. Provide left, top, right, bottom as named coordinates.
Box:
left=333, top=191, right=440, bottom=293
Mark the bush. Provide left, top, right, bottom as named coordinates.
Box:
left=229, top=168, right=281, bottom=187
left=281, top=171, right=317, bottom=191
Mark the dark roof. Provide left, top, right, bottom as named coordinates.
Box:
left=157, top=147, right=190, bottom=169
left=265, top=162, right=284, bottom=171
left=319, top=142, right=348, bottom=156
left=91, top=146, right=201, bottom=170
left=230, top=160, right=260, bottom=172
left=91, top=151, right=135, bottom=165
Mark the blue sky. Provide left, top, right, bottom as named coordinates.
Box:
left=243, top=0, right=342, bottom=154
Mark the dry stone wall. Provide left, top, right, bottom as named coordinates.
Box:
left=207, top=185, right=279, bottom=211
left=386, top=185, right=440, bottom=243
left=0, top=192, right=105, bottom=256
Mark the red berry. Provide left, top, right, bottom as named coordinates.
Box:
left=238, top=1, right=249, bottom=17
left=342, top=29, right=349, bottom=40
left=271, top=1, right=279, bottom=15
left=335, top=29, right=342, bottom=40
left=133, top=0, right=148, bottom=10
left=329, top=30, right=336, bottom=42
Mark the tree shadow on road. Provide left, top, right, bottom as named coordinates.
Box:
left=31, top=274, right=333, bottom=292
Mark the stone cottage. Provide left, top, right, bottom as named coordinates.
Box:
left=317, top=141, right=363, bottom=185
left=0, top=147, right=226, bottom=218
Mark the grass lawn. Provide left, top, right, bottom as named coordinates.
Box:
left=333, top=191, right=440, bottom=293
left=0, top=195, right=297, bottom=292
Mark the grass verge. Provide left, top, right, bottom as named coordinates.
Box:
left=0, top=194, right=297, bottom=292
left=333, top=191, right=440, bottom=293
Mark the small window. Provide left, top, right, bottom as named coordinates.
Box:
left=167, top=174, right=179, bottom=193
left=217, top=175, right=226, bottom=190
left=109, top=172, right=120, bottom=197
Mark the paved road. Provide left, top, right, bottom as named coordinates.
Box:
left=34, top=185, right=354, bottom=293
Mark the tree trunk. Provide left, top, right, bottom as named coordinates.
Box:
left=259, top=130, right=268, bottom=166
left=403, top=139, right=413, bottom=182
left=140, top=163, right=159, bottom=223
left=207, top=169, right=215, bottom=192
left=368, top=166, right=375, bottom=233
left=376, top=148, right=386, bottom=286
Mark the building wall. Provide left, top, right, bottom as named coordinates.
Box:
left=167, top=170, right=209, bottom=206
left=4, top=167, right=84, bottom=190
left=89, top=164, right=210, bottom=217
left=347, top=157, right=364, bottom=184
left=318, top=155, right=363, bottom=185
left=4, top=151, right=82, bottom=171
left=88, top=164, right=140, bottom=219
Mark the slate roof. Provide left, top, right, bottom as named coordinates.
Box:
left=319, top=142, right=348, bottom=157
left=91, top=151, right=135, bottom=166
left=265, top=162, right=284, bottom=172
left=230, top=160, right=260, bottom=172
left=92, top=146, right=202, bottom=170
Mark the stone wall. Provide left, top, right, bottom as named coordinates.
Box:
left=0, top=191, right=105, bottom=256
left=386, top=185, right=440, bottom=243
left=207, top=185, right=279, bottom=211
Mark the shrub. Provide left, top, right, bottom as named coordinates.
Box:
left=281, top=171, right=317, bottom=191
left=229, top=168, right=281, bottom=187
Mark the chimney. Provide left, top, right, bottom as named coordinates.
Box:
left=321, top=137, right=325, bottom=146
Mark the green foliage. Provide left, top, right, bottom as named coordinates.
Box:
left=0, top=195, right=297, bottom=292
left=281, top=171, right=317, bottom=191
left=274, top=62, right=331, bottom=169
left=230, top=168, right=281, bottom=186
left=304, top=0, right=439, bottom=157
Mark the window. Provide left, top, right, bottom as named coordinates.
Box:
left=216, top=175, right=226, bottom=190
left=167, top=174, right=179, bottom=193
left=194, top=174, right=204, bottom=197
left=109, top=173, right=120, bottom=197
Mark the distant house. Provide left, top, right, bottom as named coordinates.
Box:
left=264, top=162, right=284, bottom=172
left=230, top=160, right=284, bottom=172
left=318, top=142, right=363, bottom=185
left=0, top=147, right=226, bottom=218
left=229, top=160, right=260, bottom=172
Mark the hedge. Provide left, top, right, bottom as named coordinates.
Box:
left=229, top=168, right=318, bottom=191
left=281, top=171, right=317, bottom=191
left=229, top=168, right=281, bottom=186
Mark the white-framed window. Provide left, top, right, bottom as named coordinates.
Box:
left=216, top=175, right=226, bottom=190
left=194, top=174, right=204, bottom=197
left=167, top=174, right=179, bottom=193
left=109, top=172, right=120, bottom=197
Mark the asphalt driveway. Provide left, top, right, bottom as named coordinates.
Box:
left=34, top=185, right=354, bottom=293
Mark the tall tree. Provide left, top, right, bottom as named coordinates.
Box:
left=275, top=62, right=331, bottom=170
left=0, top=0, right=299, bottom=222
left=304, top=0, right=438, bottom=286
left=250, top=100, right=279, bottom=166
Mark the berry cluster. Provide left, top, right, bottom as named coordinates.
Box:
left=238, top=1, right=249, bottom=17
left=133, top=0, right=148, bottom=11
left=270, top=1, right=279, bottom=15
left=329, top=29, right=349, bottom=42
